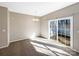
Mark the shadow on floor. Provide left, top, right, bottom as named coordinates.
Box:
left=0, top=39, right=48, bottom=56
left=29, top=39, right=79, bottom=56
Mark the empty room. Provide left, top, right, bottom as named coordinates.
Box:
left=0, top=2, right=79, bottom=56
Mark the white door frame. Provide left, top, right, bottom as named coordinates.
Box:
left=48, top=16, right=73, bottom=48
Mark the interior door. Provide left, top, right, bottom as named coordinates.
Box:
left=0, top=6, right=9, bottom=48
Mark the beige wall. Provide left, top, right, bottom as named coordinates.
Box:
left=73, top=13, right=79, bottom=52
left=40, top=3, right=79, bottom=52
left=0, top=6, right=9, bottom=48
left=9, top=12, right=40, bottom=42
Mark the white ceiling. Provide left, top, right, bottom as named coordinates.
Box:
left=0, top=2, right=77, bottom=16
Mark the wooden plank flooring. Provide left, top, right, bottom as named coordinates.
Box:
left=0, top=39, right=48, bottom=56
left=0, top=37, right=79, bottom=56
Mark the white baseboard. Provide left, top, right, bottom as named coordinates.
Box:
left=0, top=39, right=27, bottom=49
left=9, top=39, right=27, bottom=43
left=71, top=48, right=79, bottom=53
left=69, top=46, right=79, bottom=53
left=0, top=44, right=9, bottom=49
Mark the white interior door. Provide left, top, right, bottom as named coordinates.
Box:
left=0, top=7, right=9, bottom=48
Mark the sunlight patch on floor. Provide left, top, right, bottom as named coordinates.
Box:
left=47, top=46, right=71, bottom=56
left=33, top=45, right=56, bottom=56
left=30, top=37, right=71, bottom=56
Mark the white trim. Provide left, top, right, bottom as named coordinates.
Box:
left=9, top=39, right=26, bottom=43
left=57, top=20, right=58, bottom=42
left=71, top=48, right=79, bottom=53
left=70, top=16, right=73, bottom=48
left=7, top=8, right=10, bottom=46
left=48, top=16, right=73, bottom=48
left=48, top=20, right=50, bottom=39
left=0, top=44, right=9, bottom=49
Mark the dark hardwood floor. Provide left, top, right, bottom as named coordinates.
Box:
left=0, top=39, right=48, bottom=56
left=0, top=38, right=79, bottom=56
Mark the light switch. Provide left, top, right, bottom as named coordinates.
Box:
left=2, top=29, right=6, bottom=32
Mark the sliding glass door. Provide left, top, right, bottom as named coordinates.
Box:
left=49, top=17, right=73, bottom=47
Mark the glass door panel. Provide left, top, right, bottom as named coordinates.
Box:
left=50, top=21, right=57, bottom=40
left=58, top=20, right=66, bottom=45
left=58, top=19, right=70, bottom=46
left=66, top=19, right=70, bottom=46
